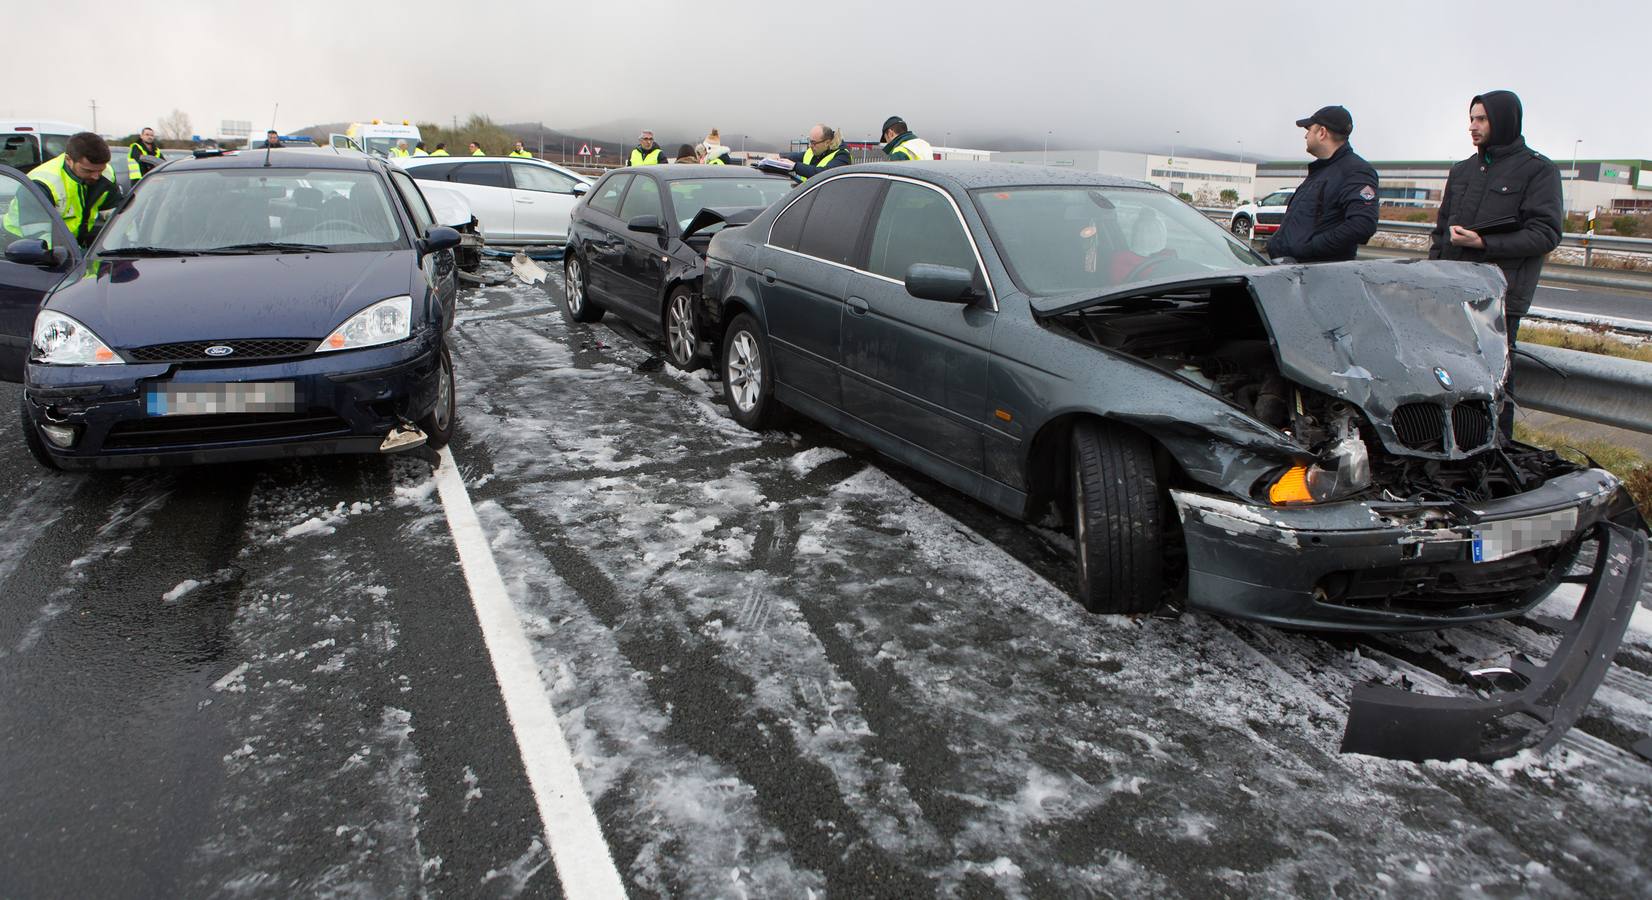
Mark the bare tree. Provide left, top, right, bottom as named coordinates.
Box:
left=157, top=109, right=192, bottom=142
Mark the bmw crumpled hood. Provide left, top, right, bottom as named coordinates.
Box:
left=46, top=251, right=416, bottom=349
left=1244, top=259, right=1511, bottom=414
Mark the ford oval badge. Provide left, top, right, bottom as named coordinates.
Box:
left=204, top=345, right=235, bottom=357
left=1434, top=366, right=1453, bottom=389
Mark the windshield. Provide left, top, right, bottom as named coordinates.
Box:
left=99, top=168, right=405, bottom=253
left=668, top=178, right=792, bottom=232
left=364, top=137, right=417, bottom=156
left=972, top=186, right=1265, bottom=297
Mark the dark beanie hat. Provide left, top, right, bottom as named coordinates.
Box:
left=1472, top=91, right=1523, bottom=147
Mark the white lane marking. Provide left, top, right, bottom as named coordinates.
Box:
left=433, top=447, right=628, bottom=899
left=1537, top=285, right=1578, bottom=292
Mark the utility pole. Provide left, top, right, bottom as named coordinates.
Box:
left=1568, top=139, right=1582, bottom=216
left=89, top=99, right=98, bottom=134
left=1043, top=130, right=1050, bottom=165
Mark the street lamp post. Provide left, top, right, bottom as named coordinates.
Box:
left=1236, top=139, right=1244, bottom=164
left=1043, top=130, right=1051, bottom=165
left=1170, top=130, right=1180, bottom=164
left=1568, top=139, right=1582, bottom=217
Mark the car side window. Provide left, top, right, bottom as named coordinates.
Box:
left=510, top=163, right=580, bottom=194
left=449, top=162, right=508, bottom=189
left=0, top=174, right=57, bottom=248
left=588, top=174, right=630, bottom=215
left=618, top=176, right=662, bottom=223
left=0, top=134, right=40, bottom=169
left=389, top=171, right=435, bottom=234
left=1263, top=192, right=1291, bottom=207
left=407, top=163, right=455, bottom=182
left=794, top=176, right=881, bottom=266
left=866, top=181, right=976, bottom=281
left=767, top=189, right=815, bottom=251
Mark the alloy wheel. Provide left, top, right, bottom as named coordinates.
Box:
left=566, top=259, right=583, bottom=314
left=667, top=293, right=695, bottom=365
left=727, top=331, right=762, bottom=412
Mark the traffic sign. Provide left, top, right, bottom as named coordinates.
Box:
left=579, top=143, right=591, bottom=156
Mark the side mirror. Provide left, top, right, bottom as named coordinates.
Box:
left=419, top=226, right=461, bottom=255
left=627, top=214, right=664, bottom=235
left=571, top=183, right=590, bottom=196
left=4, top=239, right=55, bottom=267
left=905, top=263, right=978, bottom=303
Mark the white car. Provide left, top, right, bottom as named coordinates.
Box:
left=1228, top=189, right=1294, bottom=240
left=1, top=120, right=87, bottom=173
left=396, top=156, right=591, bottom=246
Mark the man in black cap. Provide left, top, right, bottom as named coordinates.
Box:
left=1266, top=105, right=1379, bottom=263
left=1429, top=90, right=1563, bottom=435
left=880, top=116, right=933, bottom=162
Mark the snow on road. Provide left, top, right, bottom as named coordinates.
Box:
left=446, top=274, right=1652, bottom=897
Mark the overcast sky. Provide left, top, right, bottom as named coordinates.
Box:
left=8, top=0, right=1647, bottom=162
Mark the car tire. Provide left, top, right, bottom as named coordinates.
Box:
left=663, top=285, right=703, bottom=372
left=1230, top=215, right=1252, bottom=238
left=721, top=312, right=781, bottom=430
left=18, top=395, right=60, bottom=470
left=1070, top=420, right=1163, bottom=614
left=419, top=344, right=457, bottom=450
left=563, top=254, right=603, bottom=323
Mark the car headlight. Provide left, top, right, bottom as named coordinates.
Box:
left=317, top=296, right=412, bottom=352
left=31, top=310, right=121, bottom=365
left=1267, top=417, right=1372, bottom=505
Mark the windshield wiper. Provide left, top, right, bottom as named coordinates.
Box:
left=199, top=242, right=335, bottom=254
left=98, top=246, right=201, bottom=257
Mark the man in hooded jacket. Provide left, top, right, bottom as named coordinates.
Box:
left=1429, top=90, right=1563, bottom=434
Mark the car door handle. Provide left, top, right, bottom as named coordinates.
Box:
left=846, top=297, right=870, bottom=316
left=514, top=198, right=534, bottom=204
left=762, top=268, right=777, bottom=284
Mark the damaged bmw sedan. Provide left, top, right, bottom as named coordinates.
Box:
left=702, top=163, right=1648, bottom=757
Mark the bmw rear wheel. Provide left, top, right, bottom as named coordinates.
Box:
left=721, top=313, right=780, bottom=430
left=563, top=255, right=603, bottom=323
left=664, top=286, right=702, bottom=372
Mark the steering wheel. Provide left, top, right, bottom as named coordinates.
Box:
left=1121, top=251, right=1175, bottom=284
left=311, top=219, right=373, bottom=236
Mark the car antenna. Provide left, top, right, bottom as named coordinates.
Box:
left=264, top=102, right=279, bottom=167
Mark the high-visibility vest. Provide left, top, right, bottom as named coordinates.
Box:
left=431, top=149, right=449, bottom=156
left=886, top=136, right=934, bottom=161
left=798, top=147, right=842, bottom=182
left=509, top=149, right=532, bottom=158
left=391, top=147, right=411, bottom=157
left=414, top=148, right=429, bottom=156
left=3, top=154, right=115, bottom=247
left=630, top=146, right=663, bottom=166
left=704, top=153, right=726, bottom=165
left=470, top=149, right=484, bottom=156
left=126, top=142, right=156, bottom=181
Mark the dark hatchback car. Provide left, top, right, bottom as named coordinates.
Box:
left=701, top=162, right=1650, bottom=758
left=0, top=150, right=462, bottom=469
left=561, top=165, right=791, bottom=369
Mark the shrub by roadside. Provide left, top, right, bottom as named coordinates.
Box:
left=1517, top=324, right=1652, bottom=363
left=1515, top=424, right=1652, bottom=520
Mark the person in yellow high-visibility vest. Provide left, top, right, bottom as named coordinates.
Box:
left=780, top=124, right=850, bottom=181
left=880, top=116, right=933, bottom=162
left=468, top=142, right=484, bottom=156
left=430, top=143, right=450, bottom=156
left=509, top=141, right=532, bottom=158
left=629, top=130, right=662, bottom=166
left=391, top=140, right=411, bottom=158
left=3, top=132, right=122, bottom=248
left=128, top=126, right=161, bottom=180
left=413, top=142, right=430, bottom=157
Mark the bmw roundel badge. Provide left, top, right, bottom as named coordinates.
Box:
left=205, top=345, right=235, bottom=357
left=1434, top=366, right=1453, bottom=389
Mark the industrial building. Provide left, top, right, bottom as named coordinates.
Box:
left=1254, top=158, right=1652, bottom=213
left=993, top=150, right=1258, bottom=203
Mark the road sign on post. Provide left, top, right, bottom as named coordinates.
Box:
left=578, top=143, right=591, bottom=156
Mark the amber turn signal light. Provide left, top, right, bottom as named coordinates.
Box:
left=1268, top=465, right=1314, bottom=505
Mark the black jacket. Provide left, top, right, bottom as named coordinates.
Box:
left=1266, top=143, right=1379, bottom=262
left=1428, top=94, right=1562, bottom=317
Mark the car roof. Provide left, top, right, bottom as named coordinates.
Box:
left=0, top=120, right=88, bottom=134
left=609, top=164, right=791, bottom=183
left=814, top=161, right=1157, bottom=192
left=153, top=148, right=386, bottom=173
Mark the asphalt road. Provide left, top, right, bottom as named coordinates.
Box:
left=3, top=267, right=1652, bottom=898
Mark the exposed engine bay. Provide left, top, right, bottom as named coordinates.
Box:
left=1046, top=283, right=1578, bottom=505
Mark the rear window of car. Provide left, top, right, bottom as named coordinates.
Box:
left=667, top=177, right=792, bottom=232
left=767, top=189, right=815, bottom=251
left=449, top=162, right=507, bottom=188
left=98, top=168, right=406, bottom=253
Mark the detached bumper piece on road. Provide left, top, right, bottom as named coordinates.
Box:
left=1341, top=522, right=1648, bottom=762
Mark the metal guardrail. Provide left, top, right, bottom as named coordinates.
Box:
left=1199, top=208, right=1652, bottom=255
left=1514, top=344, right=1652, bottom=435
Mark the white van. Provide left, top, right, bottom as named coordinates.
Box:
left=0, top=120, right=89, bottom=173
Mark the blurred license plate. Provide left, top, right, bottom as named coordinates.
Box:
left=1472, top=508, right=1578, bottom=563
left=146, top=383, right=297, bottom=416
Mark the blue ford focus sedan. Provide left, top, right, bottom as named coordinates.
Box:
left=0, top=149, right=461, bottom=469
